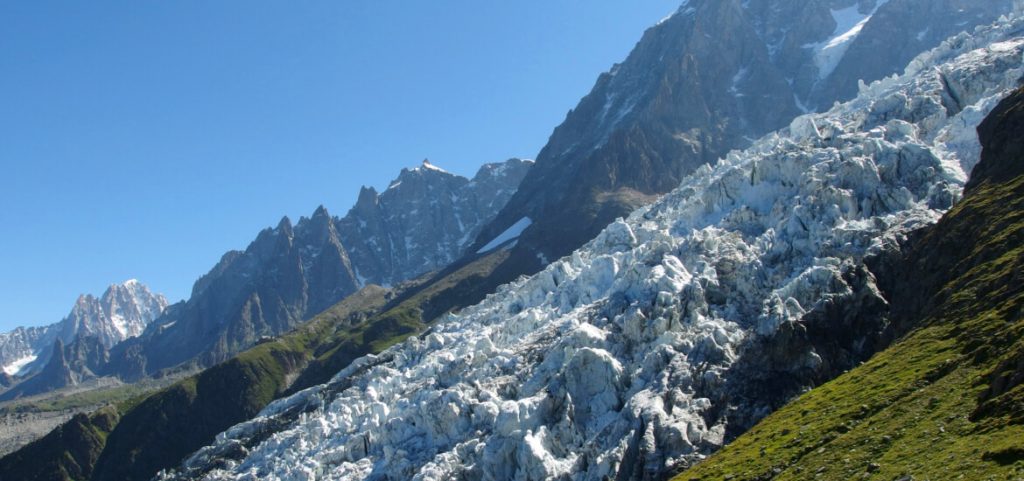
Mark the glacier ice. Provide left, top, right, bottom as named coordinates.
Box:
left=163, top=13, right=1024, bottom=481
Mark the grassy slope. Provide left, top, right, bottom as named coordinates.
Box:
left=0, top=407, right=120, bottom=481
left=676, top=90, right=1024, bottom=481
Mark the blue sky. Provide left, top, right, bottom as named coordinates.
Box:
left=0, top=1, right=677, bottom=330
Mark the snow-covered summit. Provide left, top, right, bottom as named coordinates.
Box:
left=165, top=11, right=1023, bottom=481
left=0, top=280, right=168, bottom=377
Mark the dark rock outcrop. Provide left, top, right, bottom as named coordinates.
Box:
left=0, top=335, right=112, bottom=401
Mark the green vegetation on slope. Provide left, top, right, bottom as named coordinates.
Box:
left=0, top=407, right=119, bottom=481
left=285, top=248, right=511, bottom=394
left=676, top=88, right=1024, bottom=481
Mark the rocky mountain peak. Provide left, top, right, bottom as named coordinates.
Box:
left=56, top=280, right=169, bottom=352
left=0, top=278, right=166, bottom=398
left=311, top=204, right=331, bottom=220
left=336, top=158, right=531, bottom=286
left=298, top=206, right=337, bottom=243
left=275, top=215, right=294, bottom=237
left=355, top=186, right=379, bottom=208
left=99, top=155, right=531, bottom=381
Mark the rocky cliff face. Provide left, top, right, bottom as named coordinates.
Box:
left=0, top=280, right=167, bottom=379
left=0, top=336, right=113, bottom=401
left=472, top=0, right=1014, bottom=278
left=107, top=206, right=362, bottom=378
left=337, top=159, right=532, bottom=286
left=0, top=326, right=48, bottom=376
left=159, top=11, right=1024, bottom=480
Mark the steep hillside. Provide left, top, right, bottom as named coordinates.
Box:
left=157, top=13, right=1024, bottom=481
left=90, top=286, right=393, bottom=481
left=104, top=206, right=363, bottom=380
left=675, top=85, right=1024, bottom=481
left=0, top=407, right=120, bottom=481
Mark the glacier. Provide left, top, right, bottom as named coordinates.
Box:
left=163, top=12, right=1024, bottom=481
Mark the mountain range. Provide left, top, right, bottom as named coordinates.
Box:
left=100, top=158, right=531, bottom=382
left=0, top=0, right=1021, bottom=480
left=0, top=157, right=531, bottom=403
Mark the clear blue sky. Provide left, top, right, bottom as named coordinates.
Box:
left=0, top=1, right=677, bottom=330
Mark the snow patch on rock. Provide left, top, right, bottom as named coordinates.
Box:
left=808, top=1, right=889, bottom=80
left=2, top=354, right=37, bottom=376
left=477, top=217, right=533, bottom=254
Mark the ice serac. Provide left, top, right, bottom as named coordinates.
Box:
left=336, top=158, right=532, bottom=286
left=0, top=280, right=168, bottom=379
left=471, top=0, right=1014, bottom=283
left=162, top=11, right=1024, bottom=481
